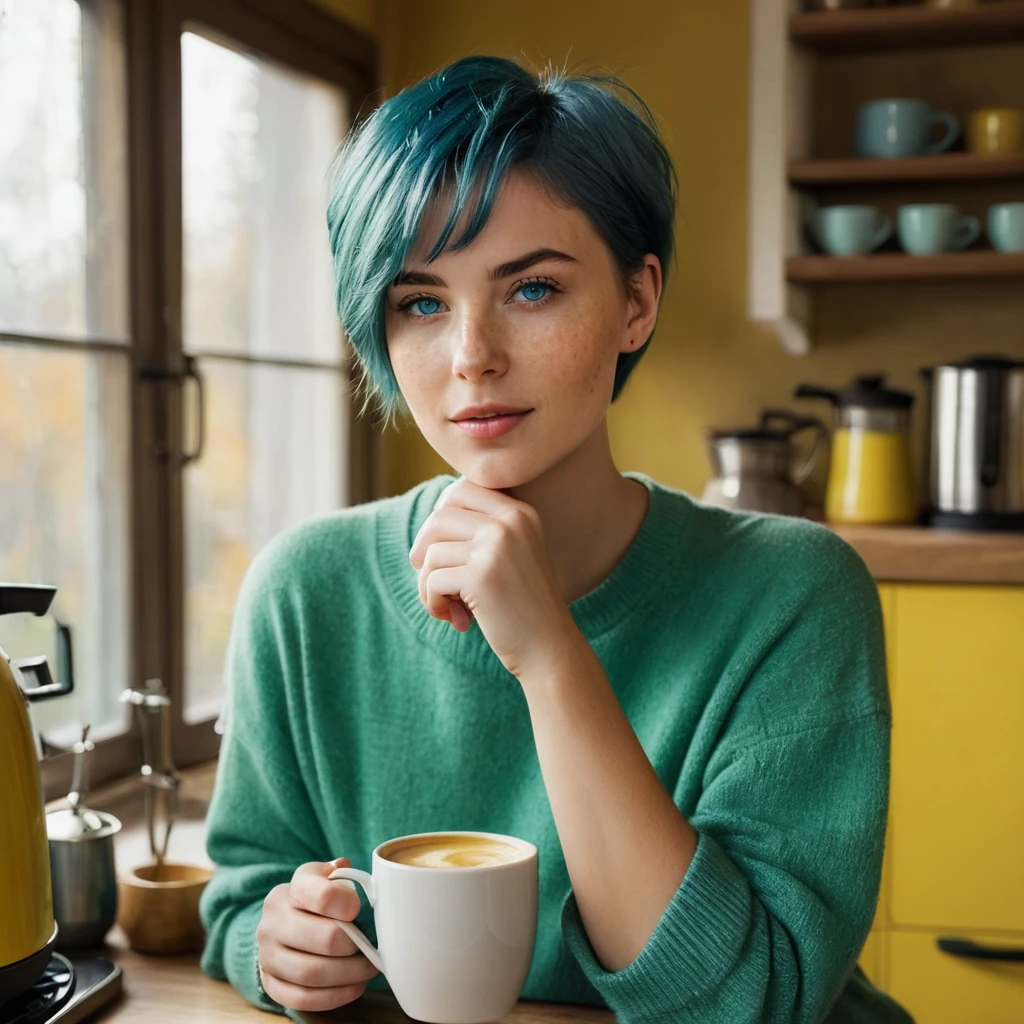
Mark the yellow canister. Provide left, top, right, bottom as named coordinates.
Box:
left=826, top=427, right=918, bottom=525
left=796, top=374, right=918, bottom=527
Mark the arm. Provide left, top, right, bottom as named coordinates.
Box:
left=522, top=637, right=698, bottom=973
left=198, top=542, right=330, bottom=1019
left=520, top=549, right=900, bottom=1024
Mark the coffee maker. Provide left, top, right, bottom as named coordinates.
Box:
left=0, top=584, right=122, bottom=1023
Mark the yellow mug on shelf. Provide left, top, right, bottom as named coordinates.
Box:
left=967, top=108, right=1023, bottom=156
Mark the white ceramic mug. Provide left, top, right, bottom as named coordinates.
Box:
left=328, top=831, right=538, bottom=1024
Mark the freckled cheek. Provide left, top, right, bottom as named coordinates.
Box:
left=529, top=309, right=619, bottom=399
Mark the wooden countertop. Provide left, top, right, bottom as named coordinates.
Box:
left=87, top=933, right=613, bottom=1023
left=58, top=765, right=613, bottom=1024
left=829, top=524, right=1024, bottom=586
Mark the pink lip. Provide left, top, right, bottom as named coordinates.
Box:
left=453, top=411, right=532, bottom=439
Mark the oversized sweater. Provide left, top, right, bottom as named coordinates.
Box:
left=199, top=470, right=917, bottom=1024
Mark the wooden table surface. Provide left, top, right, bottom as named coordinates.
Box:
left=87, top=926, right=614, bottom=1024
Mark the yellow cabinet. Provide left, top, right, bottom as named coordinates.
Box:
left=888, top=585, right=1024, bottom=933
left=889, top=928, right=1024, bottom=1023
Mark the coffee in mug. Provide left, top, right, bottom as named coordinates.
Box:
left=383, top=833, right=526, bottom=869
left=329, top=830, right=538, bottom=1024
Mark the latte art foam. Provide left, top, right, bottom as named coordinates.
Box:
left=384, top=835, right=523, bottom=869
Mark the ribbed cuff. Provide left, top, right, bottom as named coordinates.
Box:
left=560, top=830, right=753, bottom=1020
left=222, top=901, right=288, bottom=1017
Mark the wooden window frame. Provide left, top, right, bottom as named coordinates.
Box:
left=40, top=0, right=379, bottom=802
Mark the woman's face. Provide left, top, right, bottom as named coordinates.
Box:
left=384, top=170, right=661, bottom=490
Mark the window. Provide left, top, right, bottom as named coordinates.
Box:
left=0, top=0, right=378, bottom=800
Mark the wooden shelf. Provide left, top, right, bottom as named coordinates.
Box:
left=787, top=250, right=1024, bottom=282
left=830, top=524, right=1024, bottom=585
left=789, top=153, right=1024, bottom=187
left=790, top=2, right=1024, bottom=53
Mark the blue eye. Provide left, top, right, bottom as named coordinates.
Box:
left=517, top=282, right=551, bottom=303
left=408, top=297, right=442, bottom=317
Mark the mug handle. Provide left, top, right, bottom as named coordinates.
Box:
left=924, top=111, right=961, bottom=154
left=327, top=867, right=385, bottom=974
left=952, top=215, right=982, bottom=251
left=872, top=217, right=893, bottom=251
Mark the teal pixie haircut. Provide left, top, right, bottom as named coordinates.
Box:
left=326, top=55, right=677, bottom=428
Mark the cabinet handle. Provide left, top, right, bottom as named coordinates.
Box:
left=937, top=937, right=1024, bottom=962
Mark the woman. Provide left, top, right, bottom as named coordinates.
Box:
left=199, top=56, right=915, bottom=1024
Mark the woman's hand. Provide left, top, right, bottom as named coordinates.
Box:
left=409, top=477, right=578, bottom=680
left=256, top=858, right=379, bottom=1012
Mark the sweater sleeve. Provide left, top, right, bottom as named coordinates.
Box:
left=562, top=713, right=903, bottom=1023
left=560, top=535, right=911, bottom=1024
left=198, top=541, right=331, bottom=1022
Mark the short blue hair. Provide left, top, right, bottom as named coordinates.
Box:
left=326, top=56, right=677, bottom=428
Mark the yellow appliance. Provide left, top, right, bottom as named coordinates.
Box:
left=0, top=583, right=72, bottom=1006
left=795, top=374, right=918, bottom=526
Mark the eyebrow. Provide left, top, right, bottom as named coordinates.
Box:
left=390, top=247, right=577, bottom=288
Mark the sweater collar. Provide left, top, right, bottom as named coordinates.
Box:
left=377, top=471, right=686, bottom=681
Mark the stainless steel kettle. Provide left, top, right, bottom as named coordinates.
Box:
left=919, top=355, right=1024, bottom=531
left=0, top=584, right=73, bottom=1007
left=701, top=410, right=827, bottom=516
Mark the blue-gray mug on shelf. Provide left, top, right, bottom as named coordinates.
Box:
left=898, top=203, right=981, bottom=255
left=987, top=202, right=1024, bottom=253
left=856, top=99, right=961, bottom=159
left=809, top=204, right=892, bottom=256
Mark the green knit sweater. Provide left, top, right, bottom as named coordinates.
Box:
left=199, top=471, right=916, bottom=1024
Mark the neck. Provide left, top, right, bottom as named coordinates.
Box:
left=500, top=419, right=649, bottom=603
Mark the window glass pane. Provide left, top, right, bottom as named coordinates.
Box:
left=0, top=344, right=131, bottom=744
left=183, top=360, right=347, bottom=724
left=0, top=0, right=129, bottom=340
left=181, top=30, right=349, bottom=362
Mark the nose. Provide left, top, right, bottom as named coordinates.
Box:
left=450, top=309, right=509, bottom=382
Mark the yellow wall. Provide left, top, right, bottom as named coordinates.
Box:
left=324, top=0, right=1024, bottom=501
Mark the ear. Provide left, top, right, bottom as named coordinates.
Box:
left=621, top=254, right=663, bottom=354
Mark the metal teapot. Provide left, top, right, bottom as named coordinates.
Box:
left=702, top=410, right=827, bottom=516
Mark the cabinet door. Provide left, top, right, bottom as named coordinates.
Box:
left=889, top=927, right=1024, bottom=1024
left=874, top=584, right=896, bottom=934
left=890, top=585, right=1024, bottom=931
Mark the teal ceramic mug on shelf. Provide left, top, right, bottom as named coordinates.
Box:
left=987, top=203, right=1024, bottom=253
left=809, top=204, right=892, bottom=256
left=897, top=204, right=981, bottom=255
left=856, top=99, right=961, bottom=159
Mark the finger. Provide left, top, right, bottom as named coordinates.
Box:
left=289, top=863, right=362, bottom=923
left=259, top=942, right=378, bottom=989
left=421, top=565, right=466, bottom=619
left=449, top=600, right=471, bottom=631
left=433, top=476, right=531, bottom=517
left=259, top=970, right=369, bottom=1014
left=410, top=506, right=486, bottom=569
left=432, top=476, right=463, bottom=511
left=269, top=905, right=360, bottom=957
left=417, top=541, right=471, bottom=610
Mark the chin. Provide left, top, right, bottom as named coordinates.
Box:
left=443, top=451, right=544, bottom=492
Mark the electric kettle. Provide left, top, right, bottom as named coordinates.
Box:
left=795, top=374, right=918, bottom=525
left=0, top=583, right=74, bottom=1006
